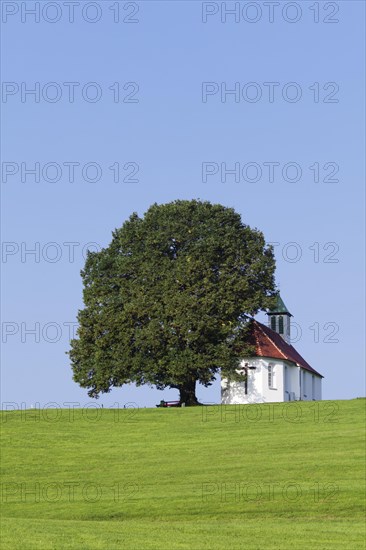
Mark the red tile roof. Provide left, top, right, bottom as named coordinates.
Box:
left=247, top=319, right=323, bottom=377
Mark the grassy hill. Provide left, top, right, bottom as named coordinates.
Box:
left=1, top=399, right=365, bottom=549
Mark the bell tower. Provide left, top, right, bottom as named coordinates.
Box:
left=267, top=294, right=292, bottom=344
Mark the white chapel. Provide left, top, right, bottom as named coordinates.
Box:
left=221, top=296, right=323, bottom=404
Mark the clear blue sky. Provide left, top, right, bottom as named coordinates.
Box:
left=1, top=1, right=365, bottom=409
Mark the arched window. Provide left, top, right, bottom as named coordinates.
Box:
left=278, top=316, right=284, bottom=334
left=271, top=316, right=276, bottom=331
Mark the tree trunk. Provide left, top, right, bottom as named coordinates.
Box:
left=178, top=379, right=199, bottom=406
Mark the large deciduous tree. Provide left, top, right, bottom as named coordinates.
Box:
left=69, top=200, right=277, bottom=405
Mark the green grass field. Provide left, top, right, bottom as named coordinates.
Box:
left=1, top=399, right=365, bottom=549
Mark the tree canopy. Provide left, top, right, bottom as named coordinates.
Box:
left=69, top=200, right=277, bottom=404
